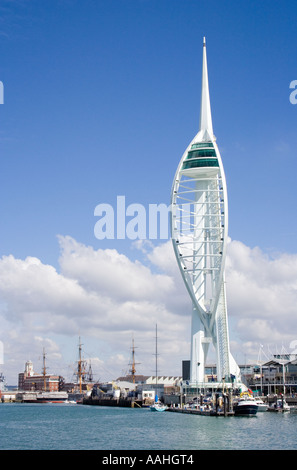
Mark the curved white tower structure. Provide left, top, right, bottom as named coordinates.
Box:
left=171, top=38, right=241, bottom=387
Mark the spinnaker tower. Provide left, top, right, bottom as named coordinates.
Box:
left=170, top=38, right=241, bottom=388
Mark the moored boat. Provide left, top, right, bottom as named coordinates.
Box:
left=150, top=402, right=168, bottom=412
left=268, top=397, right=290, bottom=412
left=233, top=392, right=258, bottom=416
left=254, top=397, right=268, bottom=412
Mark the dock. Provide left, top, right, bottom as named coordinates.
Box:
left=167, top=406, right=234, bottom=417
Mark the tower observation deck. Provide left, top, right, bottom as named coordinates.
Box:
left=170, top=38, right=242, bottom=390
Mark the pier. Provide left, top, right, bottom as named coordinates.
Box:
left=167, top=407, right=234, bottom=417
left=82, top=396, right=234, bottom=414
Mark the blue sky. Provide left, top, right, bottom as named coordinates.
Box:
left=0, top=0, right=297, bottom=384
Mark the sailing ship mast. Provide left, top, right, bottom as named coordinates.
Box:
left=42, top=348, right=47, bottom=392
left=155, top=324, right=159, bottom=388
left=77, top=336, right=86, bottom=394
left=87, top=361, right=93, bottom=383
left=129, top=334, right=140, bottom=384
left=75, top=337, right=94, bottom=392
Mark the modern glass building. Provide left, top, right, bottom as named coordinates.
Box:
left=171, top=38, right=242, bottom=388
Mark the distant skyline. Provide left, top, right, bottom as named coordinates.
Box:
left=0, top=0, right=297, bottom=384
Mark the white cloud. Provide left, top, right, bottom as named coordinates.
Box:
left=58, top=235, right=175, bottom=305
left=0, top=236, right=190, bottom=383
left=225, top=239, right=297, bottom=350
left=0, top=235, right=297, bottom=384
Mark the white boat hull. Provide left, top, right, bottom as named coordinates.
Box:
left=150, top=404, right=168, bottom=412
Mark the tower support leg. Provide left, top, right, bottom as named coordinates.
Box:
left=190, top=306, right=212, bottom=385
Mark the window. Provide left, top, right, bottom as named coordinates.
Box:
left=182, top=159, right=219, bottom=169
left=186, top=149, right=217, bottom=159
left=191, top=142, right=214, bottom=149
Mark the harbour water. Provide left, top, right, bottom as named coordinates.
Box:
left=0, top=402, right=296, bottom=450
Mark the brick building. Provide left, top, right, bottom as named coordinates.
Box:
left=18, top=360, right=61, bottom=392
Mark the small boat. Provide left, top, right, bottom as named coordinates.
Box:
left=268, top=398, right=290, bottom=412
left=254, top=397, right=268, bottom=412
left=233, top=392, right=258, bottom=416
left=150, top=402, right=168, bottom=412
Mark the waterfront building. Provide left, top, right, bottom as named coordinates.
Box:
left=115, top=374, right=150, bottom=384
left=171, top=38, right=241, bottom=389
left=92, top=375, right=182, bottom=401
left=18, top=360, right=61, bottom=392
left=250, top=358, right=297, bottom=396
left=136, top=376, right=182, bottom=398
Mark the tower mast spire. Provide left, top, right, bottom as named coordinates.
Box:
left=197, top=37, right=214, bottom=142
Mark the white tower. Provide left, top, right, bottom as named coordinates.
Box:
left=170, top=38, right=241, bottom=386
left=25, top=360, right=34, bottom=377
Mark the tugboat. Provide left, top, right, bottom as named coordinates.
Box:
left=233, top=392, right=258, bottom=416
